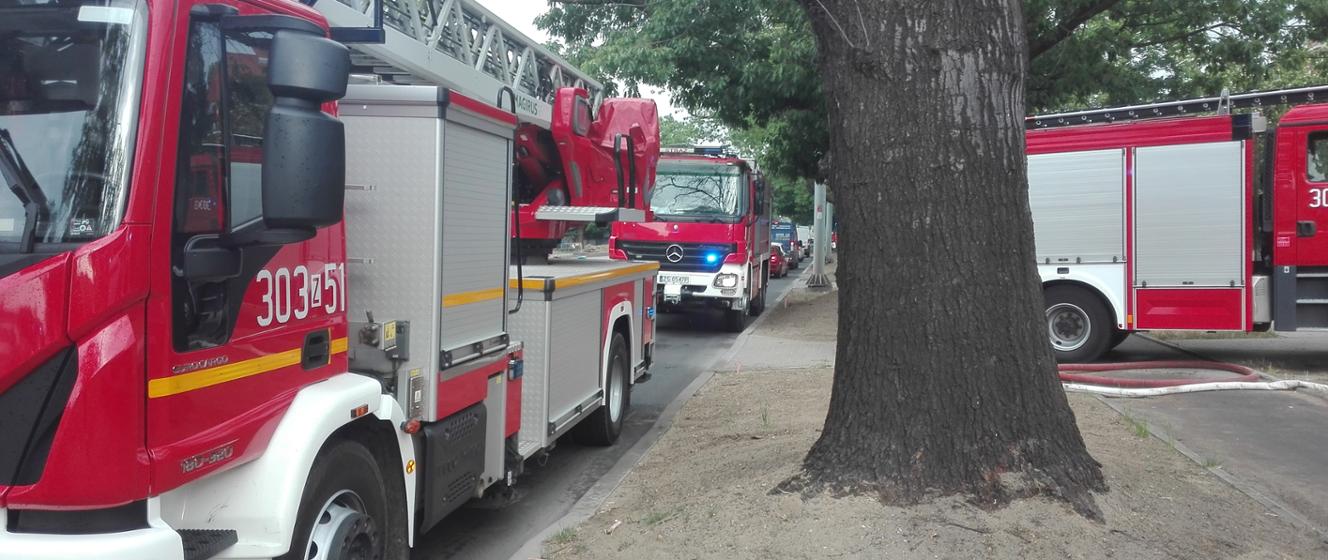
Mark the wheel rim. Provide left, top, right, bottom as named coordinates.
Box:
left=303, top=490, right=378, bottom=560
left=1047, top=302, right=1091, bottom=352
left=608, top=351, right=625, bottom=423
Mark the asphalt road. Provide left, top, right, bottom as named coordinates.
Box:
left=413, top=266, right=807, bottom=560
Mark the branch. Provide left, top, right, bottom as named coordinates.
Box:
left=1127, top=22, right=1241, bottom=50
left=1028, top=0, right=1123, bottom=60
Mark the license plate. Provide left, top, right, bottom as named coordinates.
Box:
left=658, top=274, right=689, bottom=285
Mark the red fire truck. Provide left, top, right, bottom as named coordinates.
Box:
left=1027, top=86, right=1328, bottom=362
left=0, top=0, right=659, bottom=558
left=610, top=147, right=772, bottom=331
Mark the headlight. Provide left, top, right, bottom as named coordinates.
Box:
left=714, top=273, right=739, bottom=288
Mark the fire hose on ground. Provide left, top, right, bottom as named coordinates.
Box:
left=1058, top=360, right=1328, bottom=398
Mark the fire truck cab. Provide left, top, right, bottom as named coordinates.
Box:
left=610, top=147, right=772, bottom=331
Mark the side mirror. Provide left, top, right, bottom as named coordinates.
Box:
left=551, top=87, right=591, bottom=139
left=754, top=178, right=766, bottom=211
left=180, top=235, right=241, bottom=282
left=230, top=28, right=349, bottom=246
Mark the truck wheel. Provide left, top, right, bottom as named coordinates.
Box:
left=724, top=308, right=747, bottom=332
left=750, top=283, right=766, bottom=317
left=576, top=333, right=631, bottom=446
left=281, top=439, right=405, bottom=560
left=1044, top=285, right=1111, bottom=363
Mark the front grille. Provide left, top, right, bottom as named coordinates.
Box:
left=619, top=241, right=735, bottom=272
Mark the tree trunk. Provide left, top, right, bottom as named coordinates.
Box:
left=790, top=0, right=1107, bottom=517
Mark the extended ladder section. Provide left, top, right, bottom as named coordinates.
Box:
left=316, top=0, right=603, bottom=128
left=1028, top=85, right=1328, bottom=129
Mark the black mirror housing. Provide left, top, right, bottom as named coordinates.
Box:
left=263, top=104, right=345, bottom=231
left=258, top=28, right=350, bottom=237
left=181, top=236, right=242, bottom=282
left=267, top=29, right=349, bottom=103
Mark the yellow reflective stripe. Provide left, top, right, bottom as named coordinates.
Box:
left=506, top=262, right=659, bottom=291
left=149, top=337, right=348, bottom=398
left=441, top=287, right=505, bottom=308
left=509, top=278, right=547, bottom=291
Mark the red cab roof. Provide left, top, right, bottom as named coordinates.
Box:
left=1279, top=103, right=1328, bottom=127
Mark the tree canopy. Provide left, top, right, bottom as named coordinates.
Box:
left=543, top=0, right=1325, bottom=181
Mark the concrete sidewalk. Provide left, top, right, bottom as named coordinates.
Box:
left=1105, top=334, right=1328, bottom=539
left=720, top=263, right=838, bottom=372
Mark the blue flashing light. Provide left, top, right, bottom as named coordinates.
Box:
left=705, top=252, right=721, bottom=264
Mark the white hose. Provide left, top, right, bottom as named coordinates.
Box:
left=1064, top=379, right=1328, bottom=398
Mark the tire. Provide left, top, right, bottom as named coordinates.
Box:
left=1044, top=285, right=1112, bottom=363
left=724, top=307, right=747, bottom=332
left=749, top=282, right=767, bottom=317
left=280, top=439, right=406, bottom=560
left=575, top=333, right=631, bottom=446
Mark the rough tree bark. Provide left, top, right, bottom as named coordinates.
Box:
left=787, top=0, right=1107, bottom=517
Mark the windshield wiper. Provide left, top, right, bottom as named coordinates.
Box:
left=0, top=128, right=50, bottom=253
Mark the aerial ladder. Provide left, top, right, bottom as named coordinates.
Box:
left=316, top=0, right=659, bottom=257
left=1027, top=85, right=1328, bottom=128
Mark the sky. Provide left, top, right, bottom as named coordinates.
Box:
left=486, top=0, right=682, bottom=117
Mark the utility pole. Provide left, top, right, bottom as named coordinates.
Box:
left=825, top=201, right=835, bottom=262
left=807, top=181, right=831, bottom=287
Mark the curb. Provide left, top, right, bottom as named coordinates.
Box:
left=510, top=270, right=813, bottom=559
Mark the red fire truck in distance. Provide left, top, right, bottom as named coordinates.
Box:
left=610, top=146, right=772, bottom=331
left=1027, top=86, right=1328, bottom=362
left=0, top=0, right=660, bottom=559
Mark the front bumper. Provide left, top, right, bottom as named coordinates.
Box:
left=0, top=507, right=185, bottom=560
left=655, top=266, right=747, bottom=310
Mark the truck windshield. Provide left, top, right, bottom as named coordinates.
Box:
left=651, top=161, right=744, bottom=221
left=0, top=0, right=147, bottom=250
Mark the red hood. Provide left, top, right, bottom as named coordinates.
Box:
left=0, top=255, right=72, bottom=395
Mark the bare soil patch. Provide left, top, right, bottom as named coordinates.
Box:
left=757, top=289, right=838, bottom=342
left=544, top=367, right=1325, bottom=559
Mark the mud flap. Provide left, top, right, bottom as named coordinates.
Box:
left=419, top=403, right=486, bottom=533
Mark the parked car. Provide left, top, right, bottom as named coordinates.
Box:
left=770, top=243, right=790, bottom=278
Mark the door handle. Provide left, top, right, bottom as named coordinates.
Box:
left=302, top=329, right=331, bottom=370
left=1297, top=220, right=1317, bottom=238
